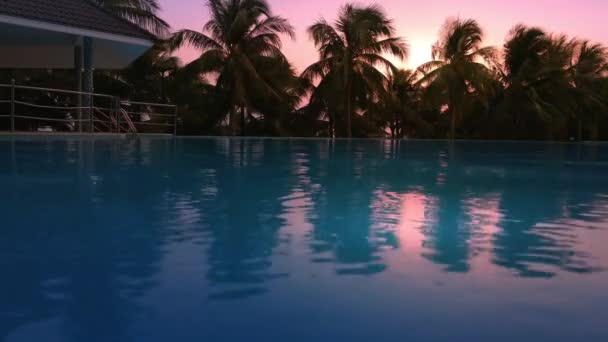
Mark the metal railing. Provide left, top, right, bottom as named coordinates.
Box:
left=118, top=108, right=138, bottom=134
left=121, top=100, right=178, bottom=135
left=0, top=80, right=178, bottom=135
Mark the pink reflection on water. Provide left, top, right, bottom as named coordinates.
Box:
left=371, top=190, right=436, bottom=257
left=397, top=192, right=431, bottom=256
left=464, top=195, right=504, bottom=273
left=388, top=191, right=505, bottom=272
left=465, top=195, right=503, bottom=241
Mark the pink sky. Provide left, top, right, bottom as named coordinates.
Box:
left=159, top=0, right=608, bottom=72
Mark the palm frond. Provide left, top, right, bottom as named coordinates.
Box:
left=105, top=4, right=169, bottom=36
left=249, top=16, right=295, bottom=40
left=170, top=29, right=224, bottom=51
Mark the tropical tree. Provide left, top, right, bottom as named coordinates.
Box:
left=500, top=25, right=552, bottom=135
left=365, top=69, right=424, bottom=138
left=569, top=41, right=608, bottom=140
left=388, top=69, right=423, bottom=138
left=93, top=0, right=170, bottom=36
left=500, top=25, right=578, bottom=139
left=116, top=42, right=179, bottom=101
left=170, top=0, right=299, bottom=135
left=302, top=3, right=408, bottom=138
left=418, top=18, right=497, bottom=139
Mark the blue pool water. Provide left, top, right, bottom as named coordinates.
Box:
left=1, top=137, right=607, bottom=341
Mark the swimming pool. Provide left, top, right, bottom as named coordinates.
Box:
left=1, top=137, right=607, bottom=341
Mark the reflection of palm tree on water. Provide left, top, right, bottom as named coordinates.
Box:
left=201, top=140, right=294, bottom=299
left=387, top=142, right=606, bottom=277
left=494, top=187, right=602, bottom=278
left=3, top=138, right=607, bottom=340
left=284, top=139, right=607, bottom=278
left=420, top=188, right=473, bottom=272
left=303, top=141, right=399, bottom=275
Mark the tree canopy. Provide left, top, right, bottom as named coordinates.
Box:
left=3, top=1, right=608, bottom=140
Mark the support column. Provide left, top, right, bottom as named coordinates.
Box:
left=82, top=37, right=94, bottom=133
left=74, top=40, right=83, bottom=132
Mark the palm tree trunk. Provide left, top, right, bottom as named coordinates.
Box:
left=230, top=107, right=238, bottom=136
left=240, top=106, right=246, bottom=136
left=450, top=107, right=457, bottom=140
left=397, top=117, right=402, bottom=139
left=344, top=58, right=353, bottom=138
left=391, top=112, right=397, bottom=139
left=591, top=122, right=599, bottom=141
left=160, top=75, right=165, bottom=102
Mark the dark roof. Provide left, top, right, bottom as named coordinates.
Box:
left=0, top=0, right=155, bottom=41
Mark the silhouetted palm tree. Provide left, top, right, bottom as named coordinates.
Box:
left=389, top=69, right=422, bottom=138
left=170, top=0, right=298, bottom=135
left=303, top=4, right=407, bottom=137
left=500, top=25, right=577, bottom=139
left=570, top=41, right=608, bottom=140
left=364, top=69, right=424, bottom=138
left=418, top=18, right=496, bottom=139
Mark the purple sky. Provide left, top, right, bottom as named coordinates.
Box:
left=159, top=0, right=608, bottom=72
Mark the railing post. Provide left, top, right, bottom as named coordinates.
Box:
left=78, top=92, right=83, bottom=133
left=173, top=105, right=178, bottom=136
left=117, top=99, right=121, bottom=134
left=10, top=79, right=15, bottom=132
left=113, top=98, right=117, bottom=133
left=79, top=102, right=83, bottom=133
left=89, top=95, right=94, bottom=133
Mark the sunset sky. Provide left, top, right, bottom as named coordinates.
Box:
left=159, top=0, right=608, bottom=72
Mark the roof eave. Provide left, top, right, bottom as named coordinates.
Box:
left=0, top=13, right=153, bottom=47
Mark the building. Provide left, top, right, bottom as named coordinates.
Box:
left=0, top=0, right=156, bottom=93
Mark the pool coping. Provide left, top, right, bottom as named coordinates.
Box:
left=0, top=132, right=605, bottom=144
left=0, top=132, right=174, bottom=139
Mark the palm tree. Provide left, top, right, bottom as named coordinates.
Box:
left=501, top=25, right=553, bottom=136
left=389, top=69, right=421, bottom=138
left=365, top=69, right=421, bottom=138
left=170, top=0, right=298, bottom=136
left=570, top=41, right=608, bottom=140
left=418, top=18, right=496, bottom=139
left=93, top=0, right=170, bottom=36
left=500, top=25, right=576, bottom=139
left=121, top=41, right=180, bottom=101
left=303, top=4, right=407, bottom=138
